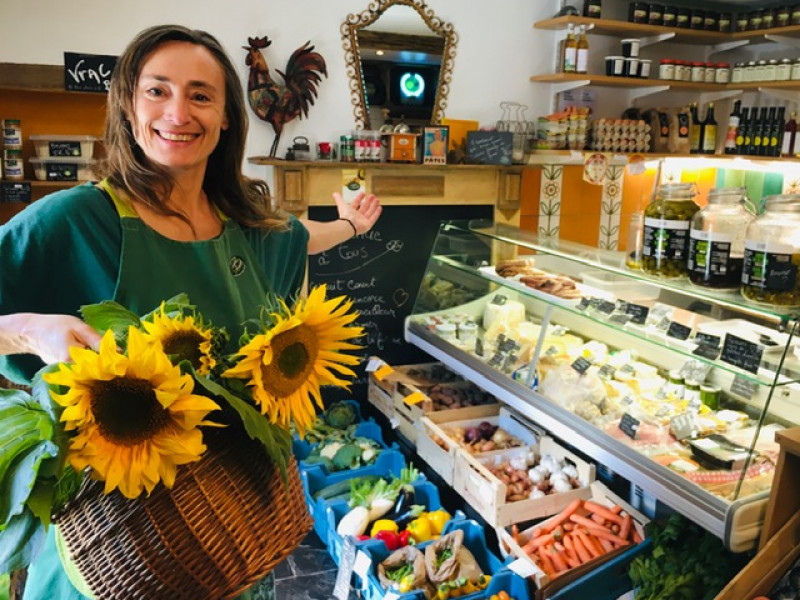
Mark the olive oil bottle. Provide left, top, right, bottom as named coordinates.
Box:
left=701, top=103, right=717, bottom=154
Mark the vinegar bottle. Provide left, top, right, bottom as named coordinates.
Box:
left=701, top=103, right=717, bottom=155
left=576, top=25, right=589, bottom=74
left=782, top=110, right=798, bottom=157
left=563, top=24, right=577, bottom=73
left=724, top=100, right=741, bottom=155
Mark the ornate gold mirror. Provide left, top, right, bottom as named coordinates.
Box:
left=341, top=0, right=457, bottom=130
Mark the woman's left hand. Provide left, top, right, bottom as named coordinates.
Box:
left=334, top=191, right=382, bottom=235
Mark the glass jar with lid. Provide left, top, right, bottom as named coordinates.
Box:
left=688, top=187, right=754, bottom=289
left=731, top=62, right=745, bottom=83
left=742, top=194, right=800, bottom=307
left=755, top=60, right=768, bottom=81
left=744, top=61, right=756, bottom=82
left=765, top=59, right=778, bottom=81
left=777, top=58, right=793, bottom=81
left=792, top=58, right=800, bottom=81
left=642, top=183, right=701, bottom=278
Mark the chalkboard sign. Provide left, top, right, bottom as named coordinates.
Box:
left=720, top=333, right=764, bottom=375
left=571, top=356, right=592, bottom=375
left=619, top=412, right=641, bottom=440
left=666, top=321, right=692, bottom=341
left=0, top=182, right=31, bottom=204
left=625, top=303, right=649, bottom=325
left=64, top=52, right=117, bottom=92
left=695, top=332, right=721, bottom=348
left=466, top=131, right=513, bottom=165
left=308, top=205, right=494, bottom=402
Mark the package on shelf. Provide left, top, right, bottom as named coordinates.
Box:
left=325, top=479, right=446, bottom=567
left=30, top=134, right=100, bottom=159
left=498, top=481, right=649, bottom=600
left=29, top=156, right=96, bottom=182
left=417, top=405, right=535, bottom=486
left=455, top=437, right=595, bottom=528
left=300, top=451, right=406, bottom=540
left=355, top=519, right=508, bottom=600
left=535, top=106, right=589, bottom=151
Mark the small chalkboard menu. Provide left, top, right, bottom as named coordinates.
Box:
left=64, top=52, right=117, bottom=92
left=720, top=333, right=764, bottom=375
left=309, top=205, right=493, bottom=403
left=466, top=131, right=513, bottom=165
left=0, top=182, right=31, bottom=204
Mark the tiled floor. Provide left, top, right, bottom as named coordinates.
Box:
left=273, top=531, right=355, bottom=599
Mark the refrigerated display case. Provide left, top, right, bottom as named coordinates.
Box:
left=404, top=219, right=800, bottom=551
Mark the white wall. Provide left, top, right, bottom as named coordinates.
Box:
left=0, top=0, right=558, bottom=179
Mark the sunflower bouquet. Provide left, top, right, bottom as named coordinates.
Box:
left=0, top=286, right=363, bottom=597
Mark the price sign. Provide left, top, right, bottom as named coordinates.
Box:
left=576, top=297, right=591, bottom=311
left=670, top=412, right=697, bottom=441
left=625, top=303, right=650, bottom=325
left=332, top=536, right=357, bottom=600
left=0, top=182, right=31, bottom=203
left=695, top=332, right=721, bottom=348
left=597, top=364, right=617, bottom=380
left=667, top=321, right=692, bottom=341
left=591, top=298, right=617, bottom=314
left=721, top=334, right=764, bottom=375
left=571, top=356, right=592, bottom=375
left=730, top=375, right=759, bottom=400
left=619, top=412, right=640, bottom=440
left=608, top=313, right=633, bottom=326
left=693, top=343, right=721, bottom=360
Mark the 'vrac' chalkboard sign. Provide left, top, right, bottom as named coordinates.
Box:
left=64, top=52, right=117, bottom=92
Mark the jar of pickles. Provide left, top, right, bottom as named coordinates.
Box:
left=688, top=187, right=753, bottom=289
left=742, top=195, right=800, bottom=307
left=642, top=183, right=700, bottom=278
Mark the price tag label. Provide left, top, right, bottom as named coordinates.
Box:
left=571, top=356, right=592, bottom=375
left=608, top=313, right=633, bottom=326
left=695, top=332, right=721, bottom=348
left=576, top=297, right=591, bottom=311
left=670, top=412, right=697, bottom=441
left=488, top=351, right=505, bottom=368
left=403, top=391, right=425, bottom=405
left=730, top=375, right=759, bottom=400
left=508, top=557, right=541, bottom=578
left=693, top=343, right=721, bottom=360
left=332, top=536, right=357, bottom=600
left=373, top=363, right=394, bottom=381
left=625, top=303, right=650, bottom=325
left=619, top=412, right=640, bottom=439
left=1, top=182, right=32, bottom=204
left=667, top=321, right=692, bottom=341
left=721, top=334, right=764, bottom=375
left=598, top=364, right=617, bottom=380
left=474, top=337, right=484, bottom=357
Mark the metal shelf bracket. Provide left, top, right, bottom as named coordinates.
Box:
left=758, top=87, right=800, bottom=103
left=639, top=32, right=675, bottom=48
left=764, top=34, right=800, bottom=48
left=709, top=40, right=750, bottom=56
left=629, top=84, right=670, bottom=103
left=700, top=89, right=745, bottom=103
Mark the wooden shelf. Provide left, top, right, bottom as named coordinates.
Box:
left=534, top=16, right=730, bottom=44
left=0, top=62, right=101, bottom=95
left=247, top=157, right=520, bottom=170
left=529, top=72, right=729, bottom=91
left=526, top=150, right=799, bottom=165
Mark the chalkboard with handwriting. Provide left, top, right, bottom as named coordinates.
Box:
left=64, top=52, right=117, bottom=92
left=466, top=131, right=513, bottom=165
left=309, top=205, right=493, bottom=402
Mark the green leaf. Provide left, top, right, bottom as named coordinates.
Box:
left=139, top=293, right=194, bottom=322
left=0, top=440, right=58, bottom=525
left=50, top=465, right=82, bottom=516
left=30, top=363, right=63, bottom=424
left=0, top=407, right=54, bottom=505
left=193, top=374, right=291, bottom=485
left=0, top=506, right=46, bottom=572
left=79, top=300, right=141, bottom=344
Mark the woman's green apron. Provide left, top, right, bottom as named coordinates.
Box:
left=24, top=181, right=278, bottom=600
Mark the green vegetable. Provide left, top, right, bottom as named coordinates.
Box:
left=333, top=444, right=365, bottom=470
left=385, top=563, right=414, bottom=582
left=324, top=401, right=358, bottom=429
left=628, top=513, right=745, bottom=600
left=313, top=475, right=382, bottom=502
left=434, top=546, right=453, bottom=569
left=349, top=466, right=420, bottom=521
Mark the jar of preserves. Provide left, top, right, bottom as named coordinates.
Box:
left=777, top=5, right=791, bottom=27
left=744, top=60, right=756, bottom=82
left=762, top=7, right=776, bottom=29
left=659, top=58, right=675, bottom=80
left=778, top=58, right=793, bottom=80
left=691, top=62, right=706, bottom=82
left=715, top=63, right=731, bottom=83
left=755, top=60, right=767, bottom=81
left=648, top=3, right=664, bottom=26
left=704, top=10, right=719, bottom=30
left=766, top=59, right=779, bottom=80
left=732, top=62, right=745, bottom=83
left=718, top=12, right=733, bottom=32
left=642, top=183, right=700, bottom=278
left=749, top=10, right=763, bottom=30
left=792, top=58, right=800, bottom=80
left=742, top=195, right=800, bottom=307
left=677, top=7, right=692, bottom=28
left=663, top=5, right=677, bottom=27
left=704, top=64, right=716, bottom=83
left=688, top=187, right=753, bottom=289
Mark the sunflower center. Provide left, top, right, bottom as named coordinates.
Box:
left=261, top=324, right=319, bottom=397
left=91, top=377, right=170, bottom=445
left=162, top=331, right=206, bottom=370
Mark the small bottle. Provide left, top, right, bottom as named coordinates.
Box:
left=724, top=100, right=741, bottom=155
left=576, top=25, right=589, bottom=74
left=735, top=106, right=750, bottom=155
left=583, top=0, right=602, bottom=18
left=689, top=102, right=703, bottom=154
left=626, top=211, right=645, bottom=270
left=782, top=111, right=798, bottom=157
left=563, top=24, right=577, bottom=73
left=760, top=107, right=776, bottom=156
left=768, top=106, right=784, bottom=157
left=701, top=103, right=717, bottom=154
left=750, top=107, right=767, bottom=155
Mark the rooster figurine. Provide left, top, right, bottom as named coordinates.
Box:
left=244, top=36, right=328, bottom=157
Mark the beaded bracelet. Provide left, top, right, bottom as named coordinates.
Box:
left=338, top=217, right=357, bottom=237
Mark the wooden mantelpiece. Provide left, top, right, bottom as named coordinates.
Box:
left=246, top=157, right=523, bottom=226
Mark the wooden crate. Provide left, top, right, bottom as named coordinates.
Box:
left=366, top=377, right=395, bottom=421
left=454, top=437, right=595, bottom=528
left=417, top=404, right=503, bottom=485
left=498, top=481, right=649, bottom=598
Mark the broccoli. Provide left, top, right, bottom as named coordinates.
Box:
left=324, top=401, right=358, bottom=429
left=319, top=441, right=344, bottom=461
left=332, top=444, right=364, bottom=470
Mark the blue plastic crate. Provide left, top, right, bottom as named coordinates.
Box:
left=478, top=570, right=533, bottom=600
left=301, top=451, right=406, bottom=541
left=326, top=480, right=444, bottom=566
left=357, top=519, right=506, bottom=600
left=293, top=419, right=388, bottom=468
left=547, top=538, right=653, bottom=600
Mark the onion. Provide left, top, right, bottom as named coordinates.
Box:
left=491, top=428, right=511, bottom=445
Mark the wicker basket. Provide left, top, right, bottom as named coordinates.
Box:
left=55, top=427, right=312, bottom=599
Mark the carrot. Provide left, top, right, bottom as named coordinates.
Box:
left=632, top=530, right=643, bottom=544
left=619, top=514, right=632, bottom=541
left=610, top=504, right=624, bottom=514
left=597, top=536, right=615, bottom=553
left=570, top=533, right=592, bottom=563
left=590, top=513, right=607, bottom=525
left=576, top=530, right=603, bottom=559
left=537, top=548, right=555, bottom=576
left=584, top=501, right=624, bottom=525
left=587, top=526, right=630, bottom=547
left=522, top=532, right=555, bottom=553
left=563, top=551, right=581, bottom=569
left=540, top=499, right=583, bottom=534
left=563, top=522, right=575, bottom=531
left=569, top=514, right=605, bottom=530
left=548, top=547, right=568, bottom=573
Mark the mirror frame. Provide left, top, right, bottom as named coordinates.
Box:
left=341, top=0, right=458, bottom=130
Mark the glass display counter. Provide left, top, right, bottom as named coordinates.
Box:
left=404, top=219, right=800, bottom=551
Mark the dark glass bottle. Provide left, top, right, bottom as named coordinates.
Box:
left=689, top=102, right=703, bottom=154
left=725, top=100, right=741, bottom=154
left=782, top=110, right=798, bottom=157
left=750, top=107, right=767, bottom=155
left=735, top=107, right=750, bottom=155
left=770, top=106, right=786, bottom=157
left=702, top=103, right=718, bottom=154
left=759, top=107, right=776, bottom=156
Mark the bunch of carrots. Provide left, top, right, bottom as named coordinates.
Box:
left=510, top=498, right=643, bottom=580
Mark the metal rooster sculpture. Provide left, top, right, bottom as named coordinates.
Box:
left=243, top=36, right=328, bottom=157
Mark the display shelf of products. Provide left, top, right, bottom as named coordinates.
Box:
left=529, top=73, right=729, bottom=91
left=404, top=219, right=800, bottom=552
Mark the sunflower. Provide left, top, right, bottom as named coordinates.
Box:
left=142, top=303, right=218, bottom=375
left=43, top=327, right=221, bottom=499
left=223, top=285, right=363, bottom=436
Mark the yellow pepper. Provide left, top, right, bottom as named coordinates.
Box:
left=370, top=519, right=398, bottom=537
left=406, top=516, right=433, bottom=543
left=398, top=573, right=416, bottom=594
left=476, top=574, right=492, bottom=590
left=426, top=509, right=451, bottom=535
left=436, top=583, right=452, bottom=600
left=461, top=579, right=477, bottom=594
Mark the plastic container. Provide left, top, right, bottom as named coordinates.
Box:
left=29, top=156, right=96, bottom=181
left=742, top=194, right=800, bottom=307
left=30, top=134, right=99, bottom=158
left=688, top=187, right=753, bottom=290
left=580, top=270, right=660, bottom=301
left=2, top=119, right=22, bottom=149
left=3, top=149, right=23, bottom=181
left=642, top=183, right=700, bottom=279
